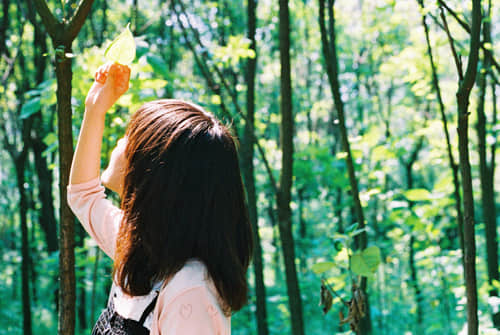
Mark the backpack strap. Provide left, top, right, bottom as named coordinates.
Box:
left=138, top=293, right=159, bottom=325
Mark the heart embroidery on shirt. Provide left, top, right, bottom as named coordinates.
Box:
left=207, top=305, right=217, bottom=316
left=180, top=304, right=192, bottom=319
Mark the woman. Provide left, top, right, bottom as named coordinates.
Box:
left=68, top=62, right=253, bottom=334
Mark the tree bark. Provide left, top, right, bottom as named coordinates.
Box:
left=277, top=1, right=304, bottom=334
left=242, top=0, right=269, bottom=334
left=475, top=0, right=499, bottom=326
left=452, top=0, right=482, bottom=333
left=33, top=1, right=96, bottom=333
left=319, top=0, right=371, bottom=332
left=54, top=44, right=77, bottom=335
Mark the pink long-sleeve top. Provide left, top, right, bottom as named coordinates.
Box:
left=67, top=178, right=231, bottom=334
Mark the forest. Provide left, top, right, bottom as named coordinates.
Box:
left=0, top=0, right=499, bottom=334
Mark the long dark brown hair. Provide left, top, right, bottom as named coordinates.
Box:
left=113, top=99, right=253, bottom=315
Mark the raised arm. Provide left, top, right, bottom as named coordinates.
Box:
left=69, top=62, right=130, bottom=185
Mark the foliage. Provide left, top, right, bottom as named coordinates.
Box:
left=1, top=0, right=500, bottom=334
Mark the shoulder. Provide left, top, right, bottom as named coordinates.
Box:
left=157, top=259, right=217, bottom=305
left=153, top=260, right=230, bottom=334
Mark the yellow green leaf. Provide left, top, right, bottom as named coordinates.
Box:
left=104, top=23, right=136, bottom=65
left=351, top=246, right=381, bottom=276
left=311, top=261, right=335, bottom=274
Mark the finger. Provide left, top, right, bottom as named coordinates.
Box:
left=95, top=64, right=109, bottom=84
left=108, top=62, right=121, bottom=77
left=95, top=71, right=106, bottom=84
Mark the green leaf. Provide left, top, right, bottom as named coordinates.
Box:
left=351, top=246, right=381, bottom=276
left=20, top=97, right=41, bottom=119
left=311, top=261, right=335, bottom=274
left=403, top=188, right=432, bottom=201
left=105, top=23, right=136, bottom=65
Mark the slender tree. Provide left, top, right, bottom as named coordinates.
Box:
left=440, top=0, right=482, bottom=333
left=319, top=0, right=371, bottom=332
left=277, top=1, right=304, bottom=335
left=32, top=0, right=95, bottom=333
left=241, top=0, right=270, bottom=334
left=475, top=0, right=499, bottom=327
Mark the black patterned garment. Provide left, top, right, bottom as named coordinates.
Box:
left=92, top=286, right=159, bottom=335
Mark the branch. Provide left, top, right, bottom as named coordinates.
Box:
left=460, top=0, right=481, bottom=92
left=433, top=0, right=500, bottom=77
left=172, top=5, right=233, bottom=122
left=440, top=8, right=463, bottom=81
left=65, top=0, right=95, bottom=44
left=437, top=0, right=470, bottom=33
left=32, top=0, right=59, bottom=40
left=173, top=0, right=280, bottom=195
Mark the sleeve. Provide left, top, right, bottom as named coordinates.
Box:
left=67, top=177, right=122, bottom=259
left=158, top=287, right=224, bottom=335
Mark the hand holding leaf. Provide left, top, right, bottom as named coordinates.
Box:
left=85, top=63, right=131, bottom=114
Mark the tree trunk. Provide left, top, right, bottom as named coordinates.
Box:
left=277, top=1, right=304, bottom=334
left=453, top=1, right=481, bottom=333
left=242, top=0, right=269, bottom=334
left=55, top=46, right=77, bottom=335
left=475, top=0, right=499, bottom=327
left=33, top=1, right=96, bottom=333
left=319, top=0, right=371, bottom=332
